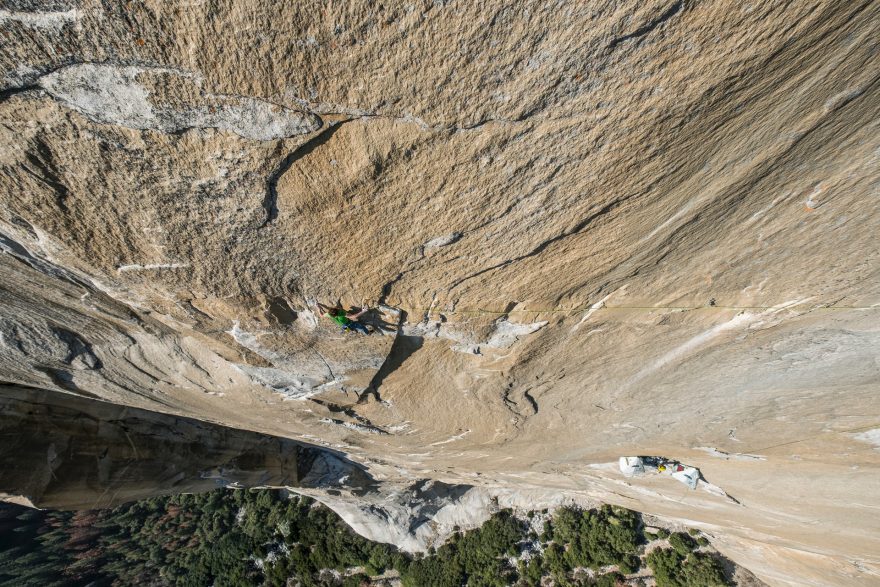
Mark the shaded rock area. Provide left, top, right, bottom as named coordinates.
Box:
left=0, top=383, right=373, bottom=510
left=0, top=2, right=879, bottom=586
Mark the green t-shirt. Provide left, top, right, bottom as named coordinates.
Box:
left=328, top=310, right=351, bottom=326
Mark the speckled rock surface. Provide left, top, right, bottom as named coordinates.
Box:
left=1, top=2, right=879, bottom=585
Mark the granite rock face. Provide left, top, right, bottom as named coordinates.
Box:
left=1, top=2, right=879, bottom=585
left=0, top=384, right=372, bottom=509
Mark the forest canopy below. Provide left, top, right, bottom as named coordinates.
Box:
left=0, top=488, right=732, bottom=586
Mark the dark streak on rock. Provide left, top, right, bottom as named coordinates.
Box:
left=50, top=326, right=102, bottom=369
left=608, top=1, right=684, bottom=49
left=0, top=84, right=39, bottom=104
left=646, top=72, right=880, bottom=269
left=37, top=367, right=82, bottom=394
left=359, top=312, right=419, bottom=404
left=309, top=398, right=382, bottom=430
left=502, top=384, right=539, bottom=420
left=21, top=137, right=71, bottom=212
left=522, top=389, right=538, bottom=414
left=378, top=271, right=404, bottom=305
left=260, top=119, right=340, bottom=228
left=313, top=350, right=335, bottom=381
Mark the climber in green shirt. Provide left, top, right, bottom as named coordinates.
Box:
left=316, top=302, right=371, bottom=334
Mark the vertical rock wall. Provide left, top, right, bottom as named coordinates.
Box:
left=1, top=2, right=879, bottom=585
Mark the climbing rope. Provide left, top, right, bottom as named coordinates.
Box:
left=407, top=304, right=878, bottom=316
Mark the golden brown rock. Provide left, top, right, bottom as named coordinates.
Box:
left=1, top=1, right=879, bottom=585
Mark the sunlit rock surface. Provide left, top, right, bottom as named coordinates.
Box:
left=1, top=2, right=879, bottom=585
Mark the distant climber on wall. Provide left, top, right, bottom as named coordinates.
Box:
left=316, top=302, right=371, bottom=334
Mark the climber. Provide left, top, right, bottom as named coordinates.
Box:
left=316, top=302, right=371, bottom=334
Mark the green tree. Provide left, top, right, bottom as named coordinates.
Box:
left=647, top=547, right=730, bottom=587
left=669, top=532, right=697, bottom=555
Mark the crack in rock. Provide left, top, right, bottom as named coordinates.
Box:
left=502, top=383, right=538, bottom=421
left=0, top=83, right=40, bottom=104
left=288, top=98, right=535, bottom=133
left=608, top=1, right=684, bottom=49
left=261, top=122, right=344, bottom=227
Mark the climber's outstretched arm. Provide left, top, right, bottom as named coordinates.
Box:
left=346, top=306, right=368, bottom=320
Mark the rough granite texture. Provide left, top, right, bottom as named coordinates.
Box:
left=0, top=2, right=879, bottom=586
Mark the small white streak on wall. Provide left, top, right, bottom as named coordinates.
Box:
left=572, top=293, right=613, bottom=332
left=632, top=313, right=755, bottom=385
left=0, top=9, right=78, bottom=30
left=429, top=430, right=472, bottom=446
left=852, top=429, right=880, bottom=449
left=319, top=418, right=382, bottom=435
left=485, top=319, right=548, bottom=349
left=117, top=263, right=188, bottom=272
left=630, top=298, right=810, bottom=386
left=572, top=286, right=625, bottom=332
left=640, top=200, right=696, bottom=243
